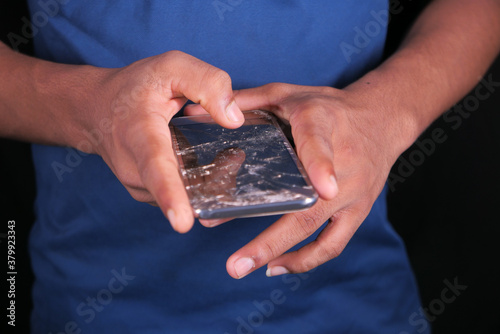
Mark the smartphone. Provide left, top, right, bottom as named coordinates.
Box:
left=169, top=110, right=318, bottom=219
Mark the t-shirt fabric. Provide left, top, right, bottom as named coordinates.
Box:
left=27, top=1, right=428, bottom=333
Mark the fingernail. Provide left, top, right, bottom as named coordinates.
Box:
left=330, top=175, right=339, bottom=196
left=266, top=266, right=290, bottom=277
left=234, top=257, right=255, bottom=278
left=225, top=101, right=244, bottom=123
left=167, top=209, right=179, bottom=231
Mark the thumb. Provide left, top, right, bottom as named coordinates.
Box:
left=163, top=51, right=244, bottom=128
left=233, top=83, right=295, bottom=117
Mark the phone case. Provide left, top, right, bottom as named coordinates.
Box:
left=169, top=110, right=318, bottom=219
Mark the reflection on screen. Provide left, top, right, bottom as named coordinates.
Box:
left=170, top=111, right=316, bottom=218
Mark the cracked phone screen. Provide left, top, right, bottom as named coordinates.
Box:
left=169, top=110, right=318, bottom=219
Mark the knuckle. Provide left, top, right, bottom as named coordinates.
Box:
left=291, top=210, right=322, bottom=237
left=205, top=67, right=232, bottom=90
left=162, top=50, right=188, bottom=65
left=115, top=167, right=142, bottom=190
left=300, top=257, right=319, bottom=272
left=318, top=241, right=343, bottom=260
left=260, top=239, right=281, bottom=262
left=262, top=82, right=289, bottom=100
left=264, top=82, right=282, bottom=93
left=318, top=85, right=337, bottom=96
left=289, top=255, right=320, bottom=274
left=165, top=49, right=185, bottom=58
left=128, top=188, right=154, bottom=203
left=198, top=68, right=233, bottom=107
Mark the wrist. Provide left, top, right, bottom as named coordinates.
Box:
left=32, top=60, right=112, bottom=152
left=343, top=69, right=425, bottom=166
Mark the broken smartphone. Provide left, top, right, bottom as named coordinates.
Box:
left=169, top=110, right=318, bottom=219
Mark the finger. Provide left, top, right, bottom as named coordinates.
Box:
left=199, top=217, right=234, bottom=227
left=162, top=51, right=244, bottom=128
left=233, top=83, right=295, bottom=118
left=226, top=200, right=332, bottom=279
left=266, top=209, right=362, bottom=276
left=183, top=103, right=209, bottom=116
left=290, top=109, right=338, bottom=200
left=131, top=114, right=194, bottom=233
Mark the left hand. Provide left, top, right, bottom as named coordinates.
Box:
left=185, top=82, right=407, bottom=278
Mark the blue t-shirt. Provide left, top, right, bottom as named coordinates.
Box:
left=28, top=1, right=428, bottom=333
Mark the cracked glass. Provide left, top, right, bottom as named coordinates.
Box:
left=169, top=110, right=318, bottom=219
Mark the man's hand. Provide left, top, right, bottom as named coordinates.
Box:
left=86, top=51, right=245, bottom=233
left=184, top=0, right=500, bottom=278
left=186, top=83, right=404, bottom=278
left=0, top=45, right=245, bottom=234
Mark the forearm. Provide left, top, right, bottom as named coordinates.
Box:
left=0, top=42, right=105, bottom=147
left=346, top=0, right=500, bottom=158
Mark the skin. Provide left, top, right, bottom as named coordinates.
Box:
left=0, top=49, right=245, bottom=233
left=188, top=0, right=500, bottom=278
left=1, top=0, right=500, bottom=279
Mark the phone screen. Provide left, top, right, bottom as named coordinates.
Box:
left=169, top=110, right=317, bottom=219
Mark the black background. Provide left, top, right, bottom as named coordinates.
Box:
left=1, top=0, right=499, bottom=333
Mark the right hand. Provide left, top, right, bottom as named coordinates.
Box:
left=78, top=50, right=244, bottom=233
